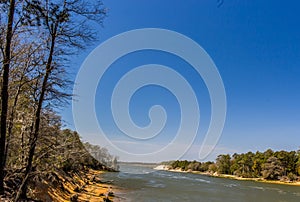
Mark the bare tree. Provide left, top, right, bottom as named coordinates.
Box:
left=4, top=34, right=44, bottom=167
left=15, top=0, right=106, bottom=200
left=0, top=0, right=16, bottom=194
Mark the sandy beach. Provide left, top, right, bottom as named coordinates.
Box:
left=154, top=165, right=300, bottom=186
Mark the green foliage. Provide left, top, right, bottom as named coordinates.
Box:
left=0, top=0, right=108, bottom=199
left=297, top=156, right=300, bottom=175
left=168, top=148, right=300, bottom=181
left=170, top=160, right=215, bottom=173
left=171, top=160, right=190, bottom=171
left=216, top=154, right=231, bottom=174
left=287, top=172, right=297, bottom=181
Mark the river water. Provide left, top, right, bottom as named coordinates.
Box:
left=102, top=163, right=300, bottom=202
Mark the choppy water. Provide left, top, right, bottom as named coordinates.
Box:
left=102, top=163, right=300, bottom=202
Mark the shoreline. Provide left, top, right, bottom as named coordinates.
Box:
left=154, top=165, right=300, bottom=186
left=46, top=168, right=123, bottom=202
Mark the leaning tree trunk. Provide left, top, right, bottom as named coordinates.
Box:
left=15, top=32, right=56, bottom=201
left=0, top=0, right=16, bottom=195
left=4, top=71, right=26, bottom=167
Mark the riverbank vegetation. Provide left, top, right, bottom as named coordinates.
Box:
left=1, top=126, right=118, bottom=201
left=0, top=0, right=120, bottom=201
left=163, top=149, right=300, bottom=184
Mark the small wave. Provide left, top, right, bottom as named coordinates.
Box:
left=170, top=175, right=211, bottom=184
left=153, top=171, right=173, bottom=178
left=249, top=186, right=264, bottom=190
left=293, top=192, right=300, bottom=197
left=277, top=190, right=286, bottom=195
left=148, top=183, right=166, bottom=188
left=146, top=180, right=166, bottom=188
left=194, top=178, right=211, bottom=184
left=118, top=172, right=145, bottom=179
left=264, top=187, right=287, bottom=195
left=265, top=187, right=281, bottom=192
left=171, top=175, right=188, bottom=180
left=224, top=183, right=238, bottom=188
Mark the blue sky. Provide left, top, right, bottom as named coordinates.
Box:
left=65, top=0, right=300, bottom=162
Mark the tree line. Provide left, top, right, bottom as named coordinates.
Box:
left=168, top=149, right=300, bottom=181
left=0, top=0, right=115, bottom=201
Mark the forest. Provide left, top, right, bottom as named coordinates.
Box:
left=0, top=0, right=119, bottom=201
left=167, top=149, right=300, bottom=182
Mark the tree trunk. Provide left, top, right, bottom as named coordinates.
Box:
left=0, top=0, right=16, bottom=195
left=15, top=32, right=56, bottom=201
left=4, top=75, right=24, bottom=167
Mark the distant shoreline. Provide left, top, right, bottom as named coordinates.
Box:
left=154, top=165, right=300, bottom=186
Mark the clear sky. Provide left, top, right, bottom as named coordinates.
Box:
left=64, top=0, right=300, bottom=162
